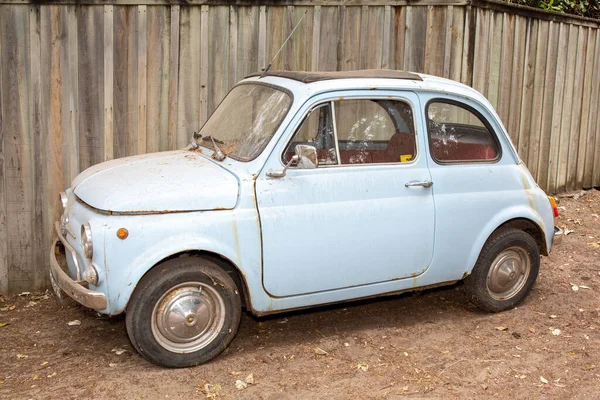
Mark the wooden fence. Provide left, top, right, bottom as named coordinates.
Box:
left=1, top=0, right=599, bottom=293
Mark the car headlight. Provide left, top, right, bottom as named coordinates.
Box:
left=60, top=192, right=68, bottom=211
left=81, top=224, right=93, bottom=259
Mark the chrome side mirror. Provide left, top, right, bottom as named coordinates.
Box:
left=267, top=144, right=318, bottom=178
left=295, top=144, right=318, bottom=169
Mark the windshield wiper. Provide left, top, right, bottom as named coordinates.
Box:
left=202, top=136, right=226, bottom=161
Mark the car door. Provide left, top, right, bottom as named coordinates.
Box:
left=256, top=91, right=435, bottom=298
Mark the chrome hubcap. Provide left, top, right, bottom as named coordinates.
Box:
left=486, top=247, right=531, bottom=301
left=151, top=282, right=225, bottom=353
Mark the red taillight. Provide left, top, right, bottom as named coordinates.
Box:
left=548, top=197, right=559, bottom=218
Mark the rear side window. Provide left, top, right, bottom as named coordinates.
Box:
left=426, top=101, right=500, bottom=163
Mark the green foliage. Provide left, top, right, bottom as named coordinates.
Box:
left=509, top=0, right=600, bottom=19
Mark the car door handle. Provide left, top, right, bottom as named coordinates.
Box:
left=405, top=180, right=433, bottom=188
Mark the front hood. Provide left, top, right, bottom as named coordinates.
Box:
left=73, top=150, right=239, bottom=213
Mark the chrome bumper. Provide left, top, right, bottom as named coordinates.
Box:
left=553, top=226, right=563, bottom=246
left=49, top=222, right=107, bottom=310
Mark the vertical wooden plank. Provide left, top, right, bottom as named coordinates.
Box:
left=199, top=5, right=208, bottom=124
left=29, top=4, right=47, bottom=291
left=77, top=6, right=103, bottom=171
left=405, top=6, right=427, bottom=72
left=392, top=6, right=406, bottom=71
left=517, top=18, right=537, bottom=164
left=538, top=21, right=560, bottom=191
left=311, top=6, right=321, bottom=71
left=367, top=6, right=384, bottom=69
left=486, top=11, right=503, bottom=109
left=443, top=5, right=453, bottom=78
left=547, top=23, right=568, bottom=193
left=497, top=13, right=514, bottom=131
left=382, top=5, right=391, bottom=69
left=290, top=6, right=313, bottom=71
left=319, top=6, right=338, bottom=71
left=137, top=5, right=147, bottom=155
left=177, top=6, right=201, bottom=146
left=556, top=24, right=578, bottom=192
left=585, top=30, right=600, bottom=188
left=460, top=5, right=474, bottom=85
left=341, top=6, right=361, bottom=71
left=527, top=20, right=549, bottom=182
left=103, top=5, right=114, bottom=161
left=167, top=5, right=180, bottom=150
left=2, top=5, right=34, bottom=291
left=229, top=5, right=238, bottom=87
left=146, top=6, right=170, bottom=153
left=567, top=26, right=587, bottom=190
left=359, top=5, right=369, bottom=69
left=448, top=6, right=464, bottom=82
left=113, top=6, right=138, bottom=159
left=66, top=6, right=79, bottom=182
left=208, top=6, right=230, bottom=114
left=0, top=6, right=5, bottom=292
left=578, top=28, right=594, bottom=188
left=507, top=16, right=526, bottom=149
left=258, top=5, right=267, bottom=71
left=472, top=8, right=489, bottom=94
left=267, top=7, right=284, bottom=71
left=425, top=6, right=446, bottom=76
left=237, top=6, right=259, bottom=80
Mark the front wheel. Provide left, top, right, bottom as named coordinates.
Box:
left=126, top=256, right=241, bottom=368
left=464, top=228, right=540, bottom=312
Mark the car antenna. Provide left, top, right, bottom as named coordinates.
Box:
left=261, top=10, right=308, bottom=77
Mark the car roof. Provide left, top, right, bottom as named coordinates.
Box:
left=245, top=69, right=422, bottom=83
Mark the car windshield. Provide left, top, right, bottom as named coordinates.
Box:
left=198, top=83, right=292, bottom=162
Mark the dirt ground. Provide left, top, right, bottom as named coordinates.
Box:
left=1, top=190, right=599, bottom=399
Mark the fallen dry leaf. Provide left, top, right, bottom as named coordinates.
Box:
left=235, top=380, right=248, bottom=390
left=67, top=320, right=81, bottom=326
left=571, top=283, right=580, bottom=291
left=0, top=322, right=9, bottom=328
left=551, top=328, right=562, bottom=336
left=540, top=376, right=549, bottom=384
left=111, top=348, right=126, bottom=355
left=245, top=373, right=254, bottom=385
left=495, top=326, right=508, bottom=331
left=529, top=327, right=536, bottom=334
left=357, top=363, right=369, bottom=372
left=313, top=347, right=328, bottom=356
left=16, top=354, right=28, bottom=359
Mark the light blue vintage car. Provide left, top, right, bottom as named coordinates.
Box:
left=50, top=70, right=562, bottom=367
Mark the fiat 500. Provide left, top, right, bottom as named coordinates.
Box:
left=50, top=70, right=562, bottom=368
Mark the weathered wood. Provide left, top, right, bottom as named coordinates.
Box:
left=448, top=6, right=464, bottom=82
left=0, top=7, right=8, bottom=294
left=567, top=26, right=587, bottom=191
left=526, top=19, right=548, bottom=182
left=392, top=6, right=406, bottom=70
left=137, top=5, right=147, bottom=154
left=208, top=6, right=231, bottom=113
left=537, top=21, right=560, bottom=191
left=590, top=31, right=600, bottom=188
left=556, top=24, right=578, bottom=192
left=516, top=17, right=537, bottom=164
left=177, top=6, right=201, bottom=146
left=146, top=6, right=170, bottom=152
left=103, top=5, right=114, bottom=161
left=405, top=6, right=428, bottom=72
left=1, top=5, right=34, bottom=292
left=507, top=16, right=526, bottom=149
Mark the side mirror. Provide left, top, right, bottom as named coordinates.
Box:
left=295, top=145, right=318, bottom=169
left=267, top=144, right=318, bottom=178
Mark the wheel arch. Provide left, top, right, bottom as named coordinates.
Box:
left=155, top=250, right=252, bottom=311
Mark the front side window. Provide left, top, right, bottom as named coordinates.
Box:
left=427, top=101, right=500, bottom=163
left=335, top=99, right=416, bottom=164
left=283, top=98, right=416, bottom=166
left=199, top=83, right=292, bottom=161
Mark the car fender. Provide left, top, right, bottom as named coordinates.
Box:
left=463, top=204, right=547, bottom=278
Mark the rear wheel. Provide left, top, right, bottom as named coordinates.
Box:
left=126, top=256, right=241, bottom=368
left=464, top=228, right=540, bottom=312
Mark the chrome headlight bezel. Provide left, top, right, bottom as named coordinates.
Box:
left=60, top=192, right=68, bottom=211
left=81, top=224, right=93, bottom=259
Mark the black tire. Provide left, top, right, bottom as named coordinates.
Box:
left=125, top=255, right=241, bottom=368
left=464, top=228, right=540, bottom=312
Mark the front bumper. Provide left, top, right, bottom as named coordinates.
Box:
left=49, top=222, right=107, bottom=310
left=553, top=226, right=563, bottom=246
